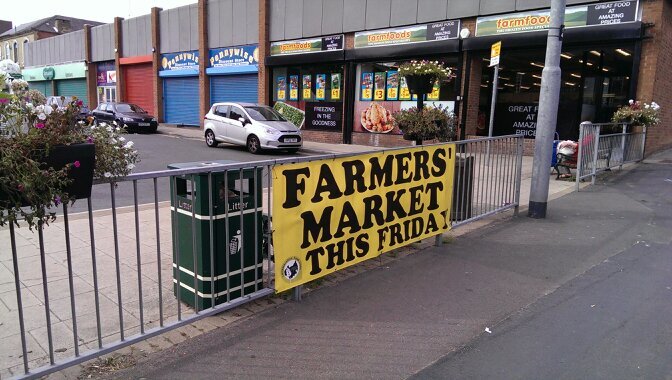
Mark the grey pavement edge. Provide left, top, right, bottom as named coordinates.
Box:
left=98, top=152, right=672, bottom=379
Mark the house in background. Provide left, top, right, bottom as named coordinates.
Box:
left=0, top=15, right=103, bottom=67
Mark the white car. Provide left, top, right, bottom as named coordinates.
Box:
left=204, top=102, right=302, bottom=154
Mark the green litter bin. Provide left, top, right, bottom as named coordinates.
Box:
left=168, top=160, right=264, bottom=309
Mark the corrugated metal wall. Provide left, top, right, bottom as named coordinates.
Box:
left=207, top=0, right=259, bottom=48
left=160, top=4, right=199, bottom=54
left=91, top=23, right=115, bottom=62
left=122, top=15, right=153, bottom=57
left=269, top=0, right=602, bottom=41
left=24, top=29, right=86, bottom=67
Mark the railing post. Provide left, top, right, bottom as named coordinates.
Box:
left=639, top=126, right=647, bottom=162
left=620, top=123, right=627, bottom=169
left=513, top=137, right=524, bottom=216
left=591, top=125, right=601, bottom=185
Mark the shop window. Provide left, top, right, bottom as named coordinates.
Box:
left=354, top=58, right=459, bottom=135
left=272, top=64, right=344, bottom=131
left=478, top=44, right=634, bottom=141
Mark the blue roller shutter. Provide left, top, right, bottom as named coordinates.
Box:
left=210, top=74, right=258, bottom=105
left=163, top=77, right=199, bottom=126
left=29, top=81, right=53, bottom=97
left=56, top=79, right=88, bottom=106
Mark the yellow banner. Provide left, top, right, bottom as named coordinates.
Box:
left=272, top=145, right=456, bottom=292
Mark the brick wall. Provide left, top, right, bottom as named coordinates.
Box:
left=258, top=0, right=269, bottom=105
left=302, top=130, right=343, bottom=144
left=353, top=133, right=417, bottom=148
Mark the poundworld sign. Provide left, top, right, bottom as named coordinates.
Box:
left=475, top=0, right=638, bottom=37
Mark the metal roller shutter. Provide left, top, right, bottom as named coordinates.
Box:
left=56, top=79, right=87, bottom=105
left=29, top=81, right=53, bottom=97
left=210, top=74, right=258, bottom=105
left=124, top=63, right=155, bottom=116
left=163, top=76, right=199, bottom=126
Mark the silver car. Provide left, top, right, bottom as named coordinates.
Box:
left=204, top=102, right=302, bottom=154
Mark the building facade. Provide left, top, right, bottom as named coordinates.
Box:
left=20, top=0, right=672, bottom=155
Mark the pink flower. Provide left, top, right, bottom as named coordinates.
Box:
left=54, top=195, right=61, bottom=206
left=87, top=136, right=94, bottom=143
left=0, top=98, right=8, bottom=104
left=17, top=184, right=24, bottom=192
left=76, top=100, right=83, bottom=107
left=73, top=161, right=81, bottom=168
left=35, top=123, right=45, bottom=129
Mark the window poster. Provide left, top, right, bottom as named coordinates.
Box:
left=399, top=76, right=411, bottom=100
left=386, top=71, right=399, bottom=100
left=427, top=80, right=441, bottom=101
left=289, top=75, right=299, bottom=100
left=374, top=72, right=386, bottom=100
left=361, top=72, right=374, bottom=101
left=302, top=74, right=312, bottom=100
left=316, top=74, right=326, bottom=100
left=277, top=76, right=287, bottom=100
left=331, top=73, right=341, bottom=100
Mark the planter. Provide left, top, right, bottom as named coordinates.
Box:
left=42, top=143, right=96, bottom=200
left=404, top=74, right=436, bottom=95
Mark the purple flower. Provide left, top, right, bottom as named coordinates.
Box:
left=0, top=98, right=8, bottom=104
left=87, top=136, right=94, bottom=143
left=73, top=161, right=81, bottom=168
left=76, top=100, right=83, bottom=107
left=17, top=184, right=24, bottom=192
left=35, top=123, right=45, bottom=129
left=54, top=195, right=61, bottom=206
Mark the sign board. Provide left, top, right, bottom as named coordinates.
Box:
left=494, top=103, right=539, bottom=138
left=161, top=51, right=199, bottom=71
left=270, top=35, right=343, bottom=56
left=475, top=0, right=638, bottom=37
left=304, top=102, right=342, bottom=131
left=354, top=20, right=460, bottom=48
left=272, top=145, right=456, bottom=292
left=208, top=45, right=258, bottom=67
left=22, top=62, right=86, bottom=81
left=490, top=41, right=502, bottom=67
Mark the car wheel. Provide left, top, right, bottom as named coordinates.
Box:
left=148, top=125, right=158, bottom=133
left=286, top=148, right=300, bottom=154
left=205, top=130, right=218, bottom=147
left=247, top=135, right=261, bottom=154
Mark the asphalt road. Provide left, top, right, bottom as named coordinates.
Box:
left=412, top=161, right=672, bottom=379
left=65, top=132, right=308, bottom=214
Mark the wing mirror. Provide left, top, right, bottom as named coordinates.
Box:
left=238, top=117, right=249, bottom=125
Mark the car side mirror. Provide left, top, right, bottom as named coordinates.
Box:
left=238, top=117, right=248, bottom=125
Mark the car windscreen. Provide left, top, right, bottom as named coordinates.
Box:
left=115, top=104, right=146, bottom=113
left=244, top=106, right=286, bottom=122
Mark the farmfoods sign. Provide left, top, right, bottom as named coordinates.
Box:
left=354, top=20, right=460, bottom=48
left=272, top=145, right=456, bottom=292
left=475, top=0, right=638, bottom=37
left=270, top=35, right=343, bottom=56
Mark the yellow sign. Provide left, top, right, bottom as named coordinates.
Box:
left=303, top=88, right=311, bottom=99
left=374, top=89, right=385, bottom=101
left=331, top=88, right=341, bottom=100
left=277, top=90, right=286, bottom=100
left=427, top=81, right=440, bottom=101
left=490, top=41, right=502, bottom=67
left=290, top=89, right=298, bottom=100
left=387, top=87, right=398, bottom=100
left=316, top=88, right=325, bottom=100
left=272, top=145, right=456, bottom=292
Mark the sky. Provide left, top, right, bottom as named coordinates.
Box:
left=5, top=0, right=197, bottom=27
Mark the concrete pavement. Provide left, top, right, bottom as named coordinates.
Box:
left=95, top=152, right=670, bottom=378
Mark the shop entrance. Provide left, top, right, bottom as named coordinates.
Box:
left=479, top=43, right=635, bottom=140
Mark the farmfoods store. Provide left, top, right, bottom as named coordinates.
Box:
left=264, top=0, right=672, bottom=154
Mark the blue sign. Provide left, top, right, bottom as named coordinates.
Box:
left=160, top=51, right=199, bottom=71
left=206, top=45, right=259, bottom=76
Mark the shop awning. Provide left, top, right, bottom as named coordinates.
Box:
left=345, top=39, right=460, bottom=61
left=265, top=50, right=345, bottom=66
left=462, top=22, right=643, bottom=51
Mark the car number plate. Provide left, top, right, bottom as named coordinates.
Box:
left=139, top=122, right=150, bottom=126
left=285, top=138, right=298, bottom=143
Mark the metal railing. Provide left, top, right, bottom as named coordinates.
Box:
left=1, top=135, right=524, bottom=379
left=576, top=122, right=646, bottom=190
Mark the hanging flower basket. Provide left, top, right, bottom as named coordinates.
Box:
left=405, top=74, right=436, bottom=95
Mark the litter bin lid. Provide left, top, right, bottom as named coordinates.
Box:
left=167, top=160, right=238, bottom=170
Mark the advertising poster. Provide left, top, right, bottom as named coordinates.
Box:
left=277, top=76, right=286, bottom=100
left=270, top=35, right=344, bottom=55
left=302, top=75, right=312, bottom=100
left=331, top=73, right=341, bottom=100
left=427, top=81, right=441, bottom=101
left=399, top=77, right=411, bottom=100
left=316, top=74, right=326, bottom=100
left=304, top=102, right=342, bottom=130
left=374, top=72, right=386, bottom=101
left=289, top=75, right=299, bottom=100
left=355, top=101, right=455, bottom=134
left=386, top=71, right=399, bottom=100
left=272, top=145, right=456, bottom=292
left=494, top=103, right=539, bottom=138
left=361, top=72, right=374, bottom=101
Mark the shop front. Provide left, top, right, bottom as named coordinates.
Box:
left=96, top=61, right=117, bottom=104
left=121, top=56, right=154, bottom=116
left=23, top=62, right=88, bottom=104
left=208, top=44, right=259, bottom=104
left=348, top=20, right=461, bottom=147
left=267, top=35, right=346, bottom=142
left=464, top=0, right=641, bottom=141
left=160, top=51, right=200, bottom=126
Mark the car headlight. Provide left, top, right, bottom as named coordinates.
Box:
left=265, top=128, right=280, bottom=135
left=123, top=117, right=134, bottom=122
